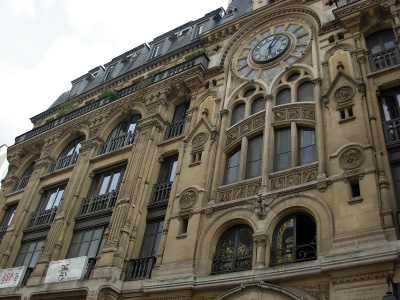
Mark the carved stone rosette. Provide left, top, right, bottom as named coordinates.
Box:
left=179, top=189, right=198, bottom=209
left=338, top=146, right=364, bottom=170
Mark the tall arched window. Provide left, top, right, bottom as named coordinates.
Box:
left=270, top=213, right=316, bottom=266
left=297, top=82, right=314, bottom=102
left=11, top=163, right=34, bottom=192
left=49, top=136, right=85, bottom=173
left=231, top=104, right=245, bottom=126
left=99, top=114, right=141, bottom=155
left=276, top=88, right=291, bottom=105
left=251, top=97, right=265, bottom=114
left=212, top=224, right=253, bottom=274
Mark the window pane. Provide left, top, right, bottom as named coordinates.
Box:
left=224, top=148, right=241, bottom=184
left=109, top=172, right=121, bottom=192
left=87, top=240, right=100, bottom=258
left=275, top=128, right=291, bottom=171
left=251, top=97, right=265, bottom=114
left=45, top=192, right=57, bottom=210
left=381, top=95, right=399, bottom=121
left=169, top=161, right=177, bottom=182
left=78, top=241, right=90, bottom=257
left=297, top=82, right=313, bottom=102
left=246, top=135, right=263, bottom=179
left=382, top=29, right=396, bottom=50
left=99, top=175, right=111, bottom=195
left=276, top=89, right=291, bottom=105
left=231, top=104, right=245, bottom=126
left=53, top=188, right=64, bottom=208
left=299, top=128, right=316, bottom=165
left=244, top=88, right=255, bottom=97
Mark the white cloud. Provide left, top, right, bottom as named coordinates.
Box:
left=5, top=0, right=35, bottom=19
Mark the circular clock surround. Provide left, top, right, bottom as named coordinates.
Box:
left=251, top=34, right=291, bottom=64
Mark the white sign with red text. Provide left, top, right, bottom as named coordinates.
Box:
left=0, top=266, right=26, bottom=288
left=44, top=256, right=88, bottom=284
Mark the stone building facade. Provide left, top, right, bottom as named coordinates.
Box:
left=0, top=0, right=400, bottom=299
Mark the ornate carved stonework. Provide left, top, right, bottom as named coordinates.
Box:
left=270, top=163, right=318, bottom=190
left=339, top=147, right=364, bottom=170
left=334, top=86, right=355, bottom=103
left=179, top=190, right=198, bottom=209
left=272, top=103, right=316, bottom=126
left=218, top=178, right=261, bottom=203
left=254, top=194, right=277, bottom=219
left=192, top=132, right=208, bottom=148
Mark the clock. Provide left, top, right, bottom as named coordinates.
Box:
left=252, top=34, right=291, bottom=64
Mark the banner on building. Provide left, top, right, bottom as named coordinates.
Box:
left=44, top=256, right=88, bottom=284
left=0, top=266, right=26, bottom=288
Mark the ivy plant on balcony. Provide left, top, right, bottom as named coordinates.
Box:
left=56, top=101, right=76, bottom=118
left=184, top=49, right=209, bottom=61
left=98, top=87, right=117, bottom=101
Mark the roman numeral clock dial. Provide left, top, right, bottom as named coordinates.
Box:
left=234, top=23, right=310, bottom=84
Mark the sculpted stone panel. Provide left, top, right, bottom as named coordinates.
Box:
left=218, top=178, right=261, bottom=203
left=270, top=164, right=318, bottom=191
left=339, top=147, right=364, bottom=170
left=179, top=190, right=198, bottom=209
left=272, top=103, right=315, bottom=125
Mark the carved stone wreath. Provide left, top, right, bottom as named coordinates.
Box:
left=192, top=132, right=208, bottom=148
left=339, top=147, right=364, bottom=170
left=334, top=86, right=355, bottom=103
left=179, top=190, right=198, bottom=209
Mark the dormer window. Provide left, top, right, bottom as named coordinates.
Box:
left=92, top=72, right=98, bottom=78
left=180, top=28, right=190, bottom=36
left=103, top=65, right=115, bottom=81
left=195, top=24, right=204, bottom=37
left=151, top=43, right=161, bottom=59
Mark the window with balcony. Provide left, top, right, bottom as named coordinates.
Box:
left=164, top=101, right=190, bottom=140
left=270, top=213, right=316, bottom=266
left=212, top=224, right=253, bottom=274
left=251, top=97, right=265, bottom=115
left=78, top=166, right=125, bottom=216
left=11, top=163, right=34, bottom=193
left=150, top=155, right=177, bottom=208
left=379, top=87, right=400, bottom=145
left=366, top=29, right=399, bottom=72
left=274, top=127, right=316, bottom=172
left=0, top=204, right=16, bottom=240
left=49, top=136, right=84, bottom=173
left=98, top=114, right=141, bottom=155
left=27, top=185, right=65, bottom=228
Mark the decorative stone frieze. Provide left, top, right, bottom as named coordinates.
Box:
left=225, top=112, right=265, bottom=149
left=272, top=103, right=316, bottom=126
left=270, top=163, right=318, bottom=191
left=217, top=178, right=261, bottom=203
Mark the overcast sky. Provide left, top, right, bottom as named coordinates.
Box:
left=0, top=0, right=228, bottom=148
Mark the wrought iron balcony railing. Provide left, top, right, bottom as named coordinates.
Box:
left=78, top=190, right=119, bottom=216
left=125, top=256, right=156, bottom=281
left=334, top=0, right=361, bottom=8
left=382, top=118, right=400, bottom=147
left=83, top=257, right=97, bottom=279
left=98, top=132, right=137, bottom=155
left=270, top=238, right=317, bottom=266
left=369, top=47, right=400, bottom=72
left=11, top=175, right=31, bottom=193
left=0, top=226, right=7, bottom=241
left=26, top=207, right=58, bottom=229
left=149, top=182, right=172, bottom=208
left=164, top=120, right=186, bottom=140
left=14, top=54, right=209, bottom=145
left=211, top=254, right=253, bottom=274
left=48, top=152, right=79, bottom=173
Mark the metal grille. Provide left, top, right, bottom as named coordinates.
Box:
left=78, top=190, right=119, bottom=216
left=26, top=207, right=58, bottom=228
left=125, top=256, right=156, bottom=281
left=164, top=120, right=186, bottom=140
left=48, top=152, right=79, bottom=173
left=98, top=132, right=136, bottom=155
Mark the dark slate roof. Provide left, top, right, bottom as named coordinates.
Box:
left=218, top=0, right=253, bottom=25
left=48, top=91, right=69, bottom=109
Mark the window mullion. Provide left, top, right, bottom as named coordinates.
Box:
left=291, top=123, right=297, bottom=168
left=239, top=137, right=248, bottom=181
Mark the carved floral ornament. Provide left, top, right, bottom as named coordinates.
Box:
left=339, top=147, right=365, bottom=170
left=179, top=189, right=198, bottom=209
left=334, top=86, right=355, bottom=103
left=192, top=132, right=208, bottom=148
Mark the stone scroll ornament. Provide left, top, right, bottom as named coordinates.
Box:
left=339, top=147, right=364, bottom=170
left=179, top=190, right=197, bottom=209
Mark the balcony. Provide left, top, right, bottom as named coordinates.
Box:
left=14, top=54, right=209, bottom=145
left=98, top=132, right=136, bottom=155
left=26, top=207, right=58, bottom=228
left=212, top=253, right=253, bottom=274
left=334, top=0, right=361, bottom=8
left=149, top=182, right=172, bottom=209
left=48, top=152, right=79, bottom=173
left=382, top=118, right=400, bottom=147
left=11, top=175, right=31, bottom=193
left=270, top=238, right=317, bottom=266
left=369, top=47, right=400, bottom=73
left=78, top=190, right=119, bottom=216
left=125, top=256, right=156, bottom=281
left=164, top=120, right=186, bottom=140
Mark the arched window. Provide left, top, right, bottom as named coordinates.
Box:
left=246, top=135, right=263, bottom=179
left=271, top=213, right=316, bottom=266
left=366, top=29, right=399, bottom=72
left=276, top=88, right=291, bottom=105
left=99, top=114, right=141, bottom=154
left=49, top=136, right=85, bottom=173
left=251, top=97, right=265, bottom=114
left=231, top=104, right=245, bottom=126
left=11, top=163, right=34, bottom=192
left=212, top=224, right=253, bottom=274
left=297, top=82, right=314, bottom=102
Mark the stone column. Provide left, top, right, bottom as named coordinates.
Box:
left=261, top=94, right=273, bottom=193
left=253, top=232, right=268, bottom=268
left=313, top=78, right=326, bottom=180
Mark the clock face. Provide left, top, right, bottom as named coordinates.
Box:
left=252, top=34, right=291, bottom=64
